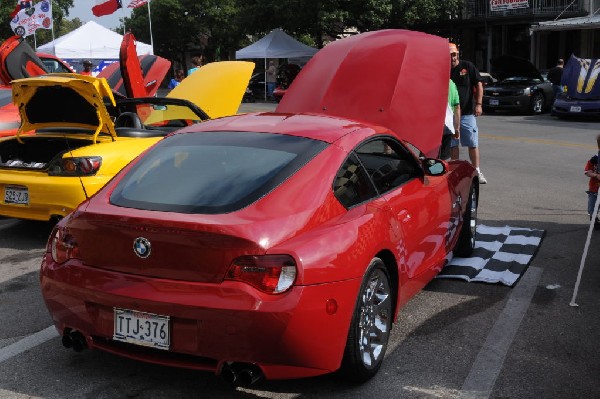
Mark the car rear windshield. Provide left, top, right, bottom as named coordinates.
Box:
left=110, top=131, right=328, bottom=214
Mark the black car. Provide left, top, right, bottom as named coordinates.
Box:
left=483, top=55, right=555, bottom=115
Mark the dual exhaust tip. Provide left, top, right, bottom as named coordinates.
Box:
left=61, top=330, right=87, bottom=352
left=60, top=329, right=264, bottom=385
left=221, top=363, right=264, bottom=386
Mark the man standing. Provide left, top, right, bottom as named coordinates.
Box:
left=449, top=43, right=486, bottom=184
left=547, top=58, right=564, bottom=97
left=266, top=61, right=277, bottom=100
left=81, top=60, right=93, bottom=76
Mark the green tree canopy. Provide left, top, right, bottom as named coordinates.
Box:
left=121, top=0, right=245, bottom=70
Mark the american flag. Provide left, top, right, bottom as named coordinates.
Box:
left=128, top=0, right=148, bottom=8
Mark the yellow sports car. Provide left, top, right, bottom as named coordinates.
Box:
left=0, top=62, right=253, bottom=222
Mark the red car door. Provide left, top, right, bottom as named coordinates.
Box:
left=355, top=138, right=454, bottom=287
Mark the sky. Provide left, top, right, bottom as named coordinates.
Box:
left=68, top=1, right=133, bottom=30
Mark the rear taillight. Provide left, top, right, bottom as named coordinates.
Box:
left=48, top=156, right=102, bottom=176
left=50, top=227, right=80, bottom=264
left=225, top=255, right=297, bottom=294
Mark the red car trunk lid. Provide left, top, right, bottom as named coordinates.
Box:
left=69, top=212, right=265, bottom=283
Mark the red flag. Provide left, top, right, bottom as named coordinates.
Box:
left=127, top=0, right=148, bottom=8
left=92, top=0, right=122, bottom=17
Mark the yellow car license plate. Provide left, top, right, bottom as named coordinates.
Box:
left=4, top=185, right=29, bottom=205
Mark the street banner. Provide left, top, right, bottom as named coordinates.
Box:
left=10, top=0, right=53, bottom=38
left=490, top=0, right=529, bottom=12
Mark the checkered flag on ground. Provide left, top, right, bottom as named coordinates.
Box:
left=437, top=225, right=545, bottom=286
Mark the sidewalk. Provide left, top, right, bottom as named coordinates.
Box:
left=238, top=101, right=277, bottom=114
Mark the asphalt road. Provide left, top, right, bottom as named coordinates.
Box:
left=0, top=109, right=599, bottom=399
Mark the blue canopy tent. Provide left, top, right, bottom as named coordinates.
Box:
left=235, top=29, right=318, bottom=100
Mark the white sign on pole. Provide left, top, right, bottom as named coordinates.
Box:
left=490, top=0, right=530, bottom=12
left=10, top=1, right=53, bottom=38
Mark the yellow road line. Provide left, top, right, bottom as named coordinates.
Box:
left=480, top=133, right=598, bottom=150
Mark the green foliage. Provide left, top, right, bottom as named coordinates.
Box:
left=0, top=0, right=461, bottom=68
left=390, top=0, right=463, bottom=27
left=121, top=0, right=245, bottom=69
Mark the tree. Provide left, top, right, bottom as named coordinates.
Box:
left=117, top=0, right=463, bottom=67
left=120, top=0, right=244, bottom=70
left=236, top=0, right=460, bottom=48
left=389, top=0, right=463, bottom=27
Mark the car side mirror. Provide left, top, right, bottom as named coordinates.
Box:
left=423, top=158, right=446, bottom=176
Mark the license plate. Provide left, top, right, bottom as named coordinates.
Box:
left=114, top=308, right=170, bottom=350
left=4, top=185, right=29, bottom=205
left=570, top=106, right=582, bottom=112
left=489, top=99, right=499, bottom=106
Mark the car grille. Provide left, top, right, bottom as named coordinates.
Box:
left=485, top=90, right=520, bottom=97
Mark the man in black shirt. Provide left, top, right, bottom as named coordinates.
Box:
left=449, top=43, right=486, bottom=184
left=547, top=59, right=564, bottom=97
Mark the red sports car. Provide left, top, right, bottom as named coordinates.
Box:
left=0, top=36, right=74, bottom=137
left=41, top=30, right=478, bottom=384
left=0, top=34, right=170, bottom=137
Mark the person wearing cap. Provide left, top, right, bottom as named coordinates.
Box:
left=449, top=43, right=486, bottom=184
left=81, top=60, right=93, bottom=76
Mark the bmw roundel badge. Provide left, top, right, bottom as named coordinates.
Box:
left=133, top=237, right=151, bottom=258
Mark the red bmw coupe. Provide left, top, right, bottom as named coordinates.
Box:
left=40, top=30, right=479, bottom=384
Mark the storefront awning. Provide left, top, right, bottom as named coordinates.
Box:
left=530, top=14, right=600, bottom=32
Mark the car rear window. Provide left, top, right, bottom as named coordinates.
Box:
left=110, top=131, right=328, bottom=214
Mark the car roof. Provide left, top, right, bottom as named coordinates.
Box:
left=176, top=112, right=373, bottom=144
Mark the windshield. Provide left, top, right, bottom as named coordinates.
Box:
left=110, top=131, right=328, bottom=214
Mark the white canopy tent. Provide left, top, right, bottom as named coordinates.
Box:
left=37, top=21, right=153, bottom=59
left=235, top=28, right=318, bottom=99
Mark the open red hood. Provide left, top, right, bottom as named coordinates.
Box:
left=276, top=30, right=449, bottom=157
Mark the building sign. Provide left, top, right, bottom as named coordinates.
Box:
left=490, top=0, right=529, bottom=12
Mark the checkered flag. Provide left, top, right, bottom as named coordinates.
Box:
left=438, top=225, right=545, bottom=286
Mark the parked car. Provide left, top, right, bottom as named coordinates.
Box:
left=552, top=55, right=600, bottom=119
left=0, top=34, right=171, bottom=138
left=483, top=55, right=554, bottom=114
left=95, top=31, right=171, bottom=98
left=0, top=36, right=75, bottom=138
left=243, top=72, right=265, bottom=102
left=40, top=30, right=478, bottom=384
left=479, top=72, right=497, bottom=87
left=0, top=35, right=253, bottom=222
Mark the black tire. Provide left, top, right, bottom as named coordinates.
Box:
left=483, top=107, right=495, bottom=114
left=340, top=258, right=393, bottom=383
left=454, top=184, right=478, bottom=257
left=530, top=92, right=544, bottom=114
